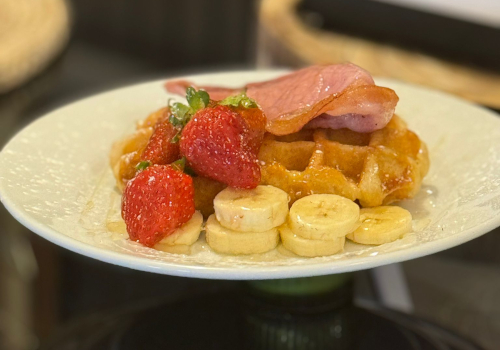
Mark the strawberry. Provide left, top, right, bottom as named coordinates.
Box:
left=230, top=105, right=266, bottom=154
left=179, top=105, right=261, bottom=189
left=140, top=119, right=180, bottom=165
left=121, top=165, right=195, bottom=247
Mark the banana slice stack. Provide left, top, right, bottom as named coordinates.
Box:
left=279, top=194, right=360, bottom=257
left=153, top=187, right=413, bottom=257
left=154, top=210, right=203, bottom=254
left=206, top=185, right=289, bottom=255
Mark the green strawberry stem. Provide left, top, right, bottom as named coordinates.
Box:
left=135, top=161, right=151, bottom=171
left=171, top=157, right=186, bottom=172
left=219, top=91, right=258, bottom=109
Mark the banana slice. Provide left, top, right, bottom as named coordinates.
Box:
left=279, top=225, right=345, bottom=257
left=288, top=194, right=359, bottom=240
left=214, top=185, right=289, bottom=232
left=155, top=211, right=203, bottom=247
left=205, top=215, right=279, bottom=255
left=346, top=206, right=412, bottom=245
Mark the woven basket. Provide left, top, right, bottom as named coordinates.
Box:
left=258, top=0, right=500, bottom=109
left=0, top=0, right=71, bottom=93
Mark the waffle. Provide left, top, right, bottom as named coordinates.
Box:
left=258, top=115, right=429, bottom=207
left=110, top=107, right=169, bottom=191
left=110, top=127, right=152, bottom=191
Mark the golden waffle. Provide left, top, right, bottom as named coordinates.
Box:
left=258, top=115, right=429, bottom=207
left=110, top=107, right=170, bottom=191
left=110, top=127, right=152, bottom=191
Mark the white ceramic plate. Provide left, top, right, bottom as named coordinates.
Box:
left=1, top=70, right=500, bottom=280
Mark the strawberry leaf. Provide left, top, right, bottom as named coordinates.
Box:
left=186, top=87, right=209, bottom=112
left=136, top=161, right=151, bottom=171
left=168, top=88, right=212, bottom=144
left=171, top=102, right=190, bottom=121
left=198, top=90, right=210, bottom=107
left=220, top=92, right=258, bottom=109
left=171, top=157, right=186, bottom=172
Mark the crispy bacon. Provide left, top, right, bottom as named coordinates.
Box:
left=273, top=85, right=398, bottom=134
left=165, top=64, right=398, bottom=135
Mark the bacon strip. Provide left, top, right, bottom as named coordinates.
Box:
left=278, top=85, right=398, bottom=135
left=165, top=64, right=398, bottom=135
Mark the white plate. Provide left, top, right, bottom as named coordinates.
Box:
left=1, top=70, right=500, bottom=280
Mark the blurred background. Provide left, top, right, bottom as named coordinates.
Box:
left=1, top=0, right=499, bottom=349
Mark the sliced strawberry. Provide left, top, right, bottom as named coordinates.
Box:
left=179, top=105, right=261, bottom=189
left=121, top=165, right=195, bottom=247
left=140, top=119, right=180, bottom=165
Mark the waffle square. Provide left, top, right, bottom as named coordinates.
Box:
left=258, top=115, right=429, bottom=207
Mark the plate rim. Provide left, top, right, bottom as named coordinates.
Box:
left=1, top=70, right=500, bottom=280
